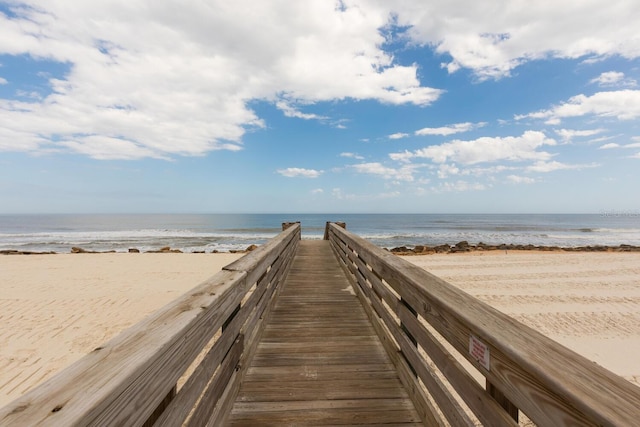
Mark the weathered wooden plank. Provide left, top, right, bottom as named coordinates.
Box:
left=230, top=399, right=420, bottom=425
left=0, top=269, right=247, bottom=426
left=224, top=223, right=299, bottom=287
left=235, top=379, right=410, bottom=402
left=328, top=223, right=640, bottom=427
left=212, top=234, right=297, bottom=425
left=186, top=336, right=243, bottom=427
left=153, top=254, right=277, bottom=426
left=229, top=240, right=420, bottom=425
left=335, top=239, right=444, bottom=427
left=398, top=304, right=518, bottom=427
left=0, top=224, right=301, bottom=427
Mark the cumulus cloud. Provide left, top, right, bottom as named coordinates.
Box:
left=555, top=128, right=604, bottom=142
left=276, top=101, right=328, bottom=120
left=599, top=143, right=621, bottom=149
left=388, top=132, right=409, bottom=140
left=600, top=142, right=640, bottom=149
left=507, top=175, right=535, bottom=184
left=340, top=152, right=364, bottom=160
left=0, top=0, right=443, bottom=159
left=0, top=77, right=7, bottom=85
left=590, top=71, right=637, bottom=87
left=277, top=167, right=323, bottom=178
left=517, top=90, right=640, bottom=124
left=311, top=188, right=324, bottom=194
left=434, top=180, right=487, bottom=193
left=391, top=131, right=556, bottom=165
left=415, top=122, right=485, bottom=136
left=526, top=161, right=598, bottom=173
left=351, top=162, right=416, bottom=182
left=375, top=0, right=640, bottom=79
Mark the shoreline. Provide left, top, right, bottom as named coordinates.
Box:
left=3, top=241, right=640, bottom=256
left=388, top=241, right=640, bottom=255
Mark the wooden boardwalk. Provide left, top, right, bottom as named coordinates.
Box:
left=228, top=240, right=421, bottom=426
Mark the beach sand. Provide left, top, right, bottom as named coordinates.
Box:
left=0, top=253, right=242, bottom=407
left=1, top=250, right=639, bottom=407
left=403, top=251, right=640, bottom=390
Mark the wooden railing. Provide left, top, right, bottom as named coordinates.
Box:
left=0, top=223, right=300, bottom=427
left=325, top=222, right=640, bottom=426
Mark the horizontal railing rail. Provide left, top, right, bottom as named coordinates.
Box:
left=326, top=222, right=640, bottom=426
left=0, top=223, right=300, bottom=427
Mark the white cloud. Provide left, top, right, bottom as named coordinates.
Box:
left=437, top=163, right=460, bottom=179
left=0, top=1, right=443, bottom=159
left=276, top=101, right=328, bottom=120
left=0, top=77, right=7, bottom=85
left=599, top=143, right=621, bottom=149
left=340, top=152, right=364, bottom=160
left=392, top=131, right=556, bottom=165
left=590, top=71, right=637, bottom=87
left=277, top=167, right=323, bottom=178
left=507, top=175, right=535, bottom=184
left=388, top=132, right=409, bottom=140
left=518, top=90, right=640, bottom=124
left=555, top=128, right=604, bottom=142
left=600, top=142, right=640, bottom=149
left=375, top=1, right=640, bottom=79
left=311, top=188, right=324, bottom=194
left=526, top=161, right=599, bottom=173
left=351, top=162, right=416, bottom=182
left=415, top=122, right=485, bottom=136
left=434, top=180, right=487, bottom=193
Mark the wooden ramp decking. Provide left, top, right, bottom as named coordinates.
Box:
left=228, top=240, right=422, bottom=426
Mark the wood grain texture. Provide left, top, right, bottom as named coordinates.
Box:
left=0, top=225, right=300, bottom=427
left=328, top=222, right=640, bottom=427
left=227, top=240, right=421, bottom=426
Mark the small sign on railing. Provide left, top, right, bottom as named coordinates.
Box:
left=469, top=335, right=490, bottom=371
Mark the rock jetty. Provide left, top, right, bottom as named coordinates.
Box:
left=388, top=241, right=640, bottom=255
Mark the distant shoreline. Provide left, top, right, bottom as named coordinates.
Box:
left=3, top=241, right=640, bottom=255
left=388, top=241, right=640, bottom=255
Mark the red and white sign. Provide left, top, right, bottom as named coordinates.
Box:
left=469, top=335, right=491, bottom=371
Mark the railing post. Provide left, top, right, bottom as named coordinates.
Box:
left=324, top=221, right=345, bottom=240
left=282, top=222, right=300, bottom=233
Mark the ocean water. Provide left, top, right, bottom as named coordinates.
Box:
left=1, top=213, right=639, bottom=253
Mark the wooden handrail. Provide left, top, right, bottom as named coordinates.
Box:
left=0, top=224, right=300, bottom=426
left=326, top=222, right=640, bottom=426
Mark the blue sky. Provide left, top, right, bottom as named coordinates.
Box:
left=1, top=1, right=639, bottom=214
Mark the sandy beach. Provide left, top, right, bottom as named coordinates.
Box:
left=1, top=250, right=639, bottom=407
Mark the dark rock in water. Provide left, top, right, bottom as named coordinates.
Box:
left=390, top=246, right=410, bottom=253
left=192, top=250, right=205, bottom=254
left=212, top=250, right=219, bottom=253
left=246, top=244, right=258, bottom=252
left=71, top=247, right=87, bottom=253
left=160, top=246, right=171, bottom=252
left=413, top=245, right=426, bottom=253
left=128, top=248, right=140, bottom=253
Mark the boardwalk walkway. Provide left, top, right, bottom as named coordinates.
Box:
left=228, top=240, right=421, bottom=425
